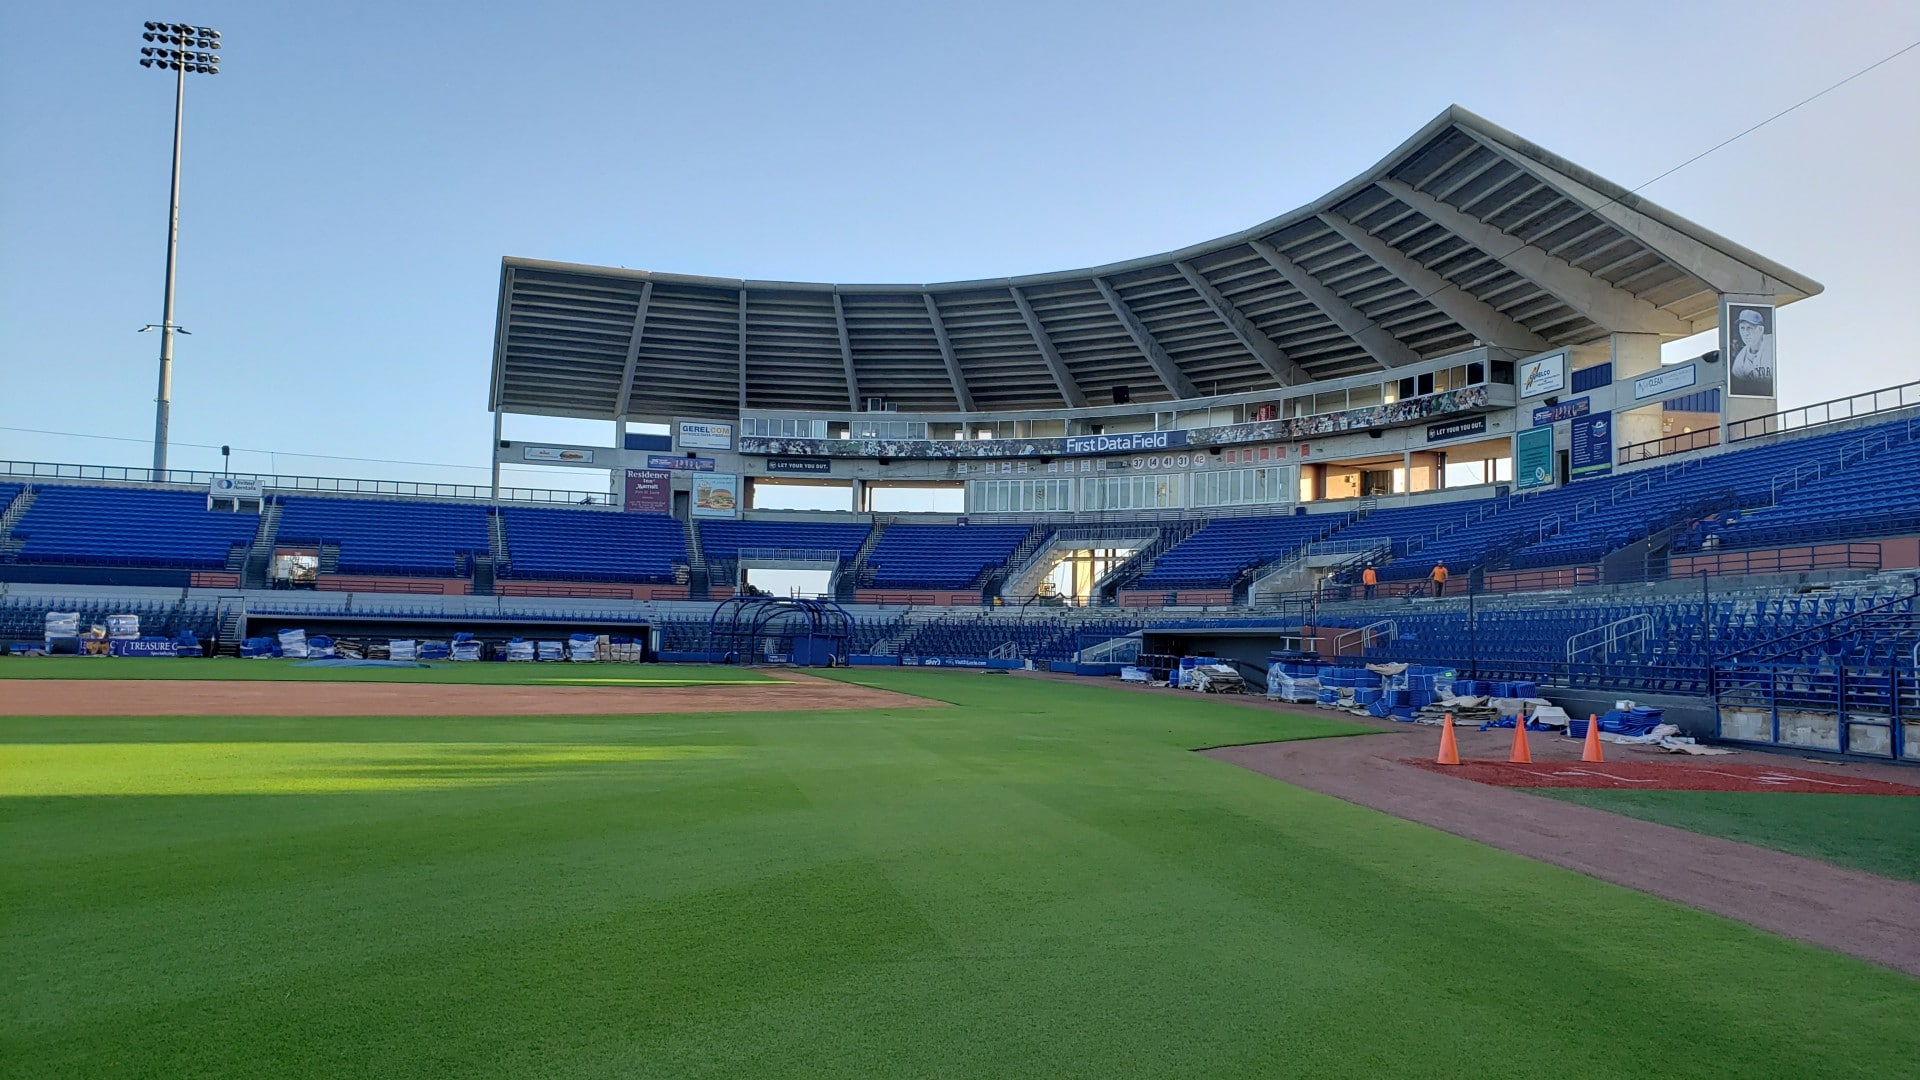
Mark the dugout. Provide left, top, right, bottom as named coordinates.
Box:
left=1137, top=625, right=1306, bottom=691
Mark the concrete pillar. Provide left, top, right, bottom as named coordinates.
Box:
left=850, top=477, right=867, bottom=513
left=490, top=409, right=503, bottom=500
left=1609, top=333, right=1662, bottom=380
left=1617, top=404, right=1663, bottom=451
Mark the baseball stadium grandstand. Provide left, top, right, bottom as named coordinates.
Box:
left=3, top=105, right=1917, bottom=765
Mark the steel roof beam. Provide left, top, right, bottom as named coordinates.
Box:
left=613, top=280, right=654, bottom=419
left=831, top=291, right=861, bottom=411
left=921, top=294, right=974, bottom=412
left=1007, top=286, right=1088, bottom=408
left=1246, top=237, right=1422, bottom=368
left=1317, top=211, right=1550, bottom=353
left=736, top=290, right=749, bottom=412
left=1379, top=178, right=1693, bottom=337
left=1091, top=278, right=1199, bottom=400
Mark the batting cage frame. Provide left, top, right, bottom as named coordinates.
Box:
left=705, top=597, right=854, bottom=667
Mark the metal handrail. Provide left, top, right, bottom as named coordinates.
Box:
left=1728, top=380, right=1920, bottom=443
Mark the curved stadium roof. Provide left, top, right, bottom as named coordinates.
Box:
left=490, top=105, right=1821, bottom=422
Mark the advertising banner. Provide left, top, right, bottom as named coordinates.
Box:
left=1723, top=302, right=1776, bottom=398
left=208, top=475, right=265, bottom=497
left=622, top=469, right=671, bottom=513
left=1531, top=397, right=1590, bottom=425
left=646, top=455, right=715, bottom=472
left=522, top=446, right=595, bottom=464
left=1514, top=426, right=1555, bottom=490
left=1570, top=411, right=1613, bottom=478
left=677, top=420, right=734, bottom=450
left=1518, top=351, right=1567, bottom=398
left=690, top=474, right=739, bottom=518
left=1062, top=431, right=1190, bottom=455
left=1634, top=364, right=1698, bottom=400
left=765, top=456, right=833, bottom=475
left=108, top=637, right=178, bottom=658
left=1424, top=416, right=1488, bottom=443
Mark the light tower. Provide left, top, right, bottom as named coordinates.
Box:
left=137, top=21, right=221, bottom=478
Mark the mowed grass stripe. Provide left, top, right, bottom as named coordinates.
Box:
left=1532, top=788, right=1920, bottom=883
left=2, top=671, right=1914, bottom=1079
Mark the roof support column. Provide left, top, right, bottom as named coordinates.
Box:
left=922, top=294, right=973, bottom=411
left=1248, top=237, right=1422, bottom=369
left=1317, top=212, right=1551, bottom=353
left=1008, top=285, right=1088, bottom=409
left=1173, top=260, right=1307, bottom=387
left=1093, top=277, right=1199, bottom=400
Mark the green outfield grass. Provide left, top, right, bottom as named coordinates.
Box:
left=0, top=656, right=775, bottom=686
left=1533, top=787, right=1920, bottom=883
left=3, top=670, right=1914, bottom=1078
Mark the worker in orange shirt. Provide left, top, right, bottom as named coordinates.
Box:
left=1361, top=564, right=1378, bottom=600
left=1429, top=562, right=1448, bottom=597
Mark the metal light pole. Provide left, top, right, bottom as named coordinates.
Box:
left=137, top=21, right=221, bottom=479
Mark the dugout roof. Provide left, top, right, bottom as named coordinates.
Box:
left=489, top=105, right=1820, bottom=422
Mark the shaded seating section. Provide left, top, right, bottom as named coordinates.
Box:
left=698, top=521, right=872, bottom=564
left=8, top=486, right=256, bottom=569
left=0, top=591, right=220, bottom=645
left=277, top=497, right=489, bottom=577
left=1136, top=515, right=1328, bottom=589
left=499, top=508, right=686, bottom=583
left=868, top=525, right=1032, bottom=589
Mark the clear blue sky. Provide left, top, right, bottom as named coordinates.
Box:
left=4, top=1, right=1917, bottom=493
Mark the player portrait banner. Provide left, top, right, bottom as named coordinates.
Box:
left=1723, top=302, right=1776, bottom=398
left=690, top=474, right=739, bottom=518
left=622, top=469, right=671, bottom=513
left=1517, top=351, right=1566, bottom=398
left=739, top=384, right=1492, bottom=459
left=1569, top=411, right=1613, bottom=479
left=1514, top=426, right=1555, bottom=490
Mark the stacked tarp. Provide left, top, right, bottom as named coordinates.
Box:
left=505, top=638, right=535, bottom=662
left=536, top=640, right=565, bottom=663
left=450, top=633, right=482, bottom=662
left=278, top=629, right=309, bottom=659
left=388, top=639, right=418, bottom=663
left=106, top=614, right=141, bottom=640
left=240, top=636, right=278, bottom=658
left=1265, top=665, right=1320, bottom=703
left=44, top=611, right=80, bottom=654
left=567, top=634, right=597, bottom=662
left=306, top=634, right=337, bottom=660
left=418, top=640, right=452, bottom=661
left=173, top=631, right=204, bottom=657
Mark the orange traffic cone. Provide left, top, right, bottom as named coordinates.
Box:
left=1508, top=716, right=1533, bottom=763
left=1582, top=713, right=1605, bottom=763
left=1436, top=712, right=1460, bottom=765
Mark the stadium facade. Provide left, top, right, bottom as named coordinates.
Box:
left=2, top=107, right=1917, bottom=760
